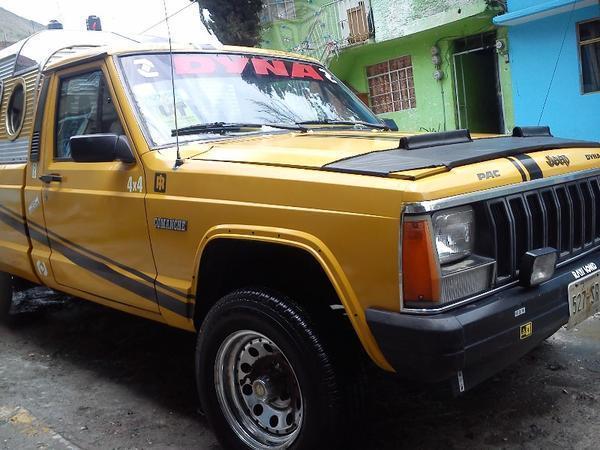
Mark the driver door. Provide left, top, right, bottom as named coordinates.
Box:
left=40, top=62, right=159, bottom=313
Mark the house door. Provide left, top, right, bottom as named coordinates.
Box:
left=453, top=32, right=505, bottom=134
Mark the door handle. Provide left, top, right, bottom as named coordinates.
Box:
left=39, top=173, right=63, bottom=184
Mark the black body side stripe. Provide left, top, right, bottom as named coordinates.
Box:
left=0, top=204, right=191, bottom=300
left=0, top=206, right=191, bottom=318
left=40, top=221, right=193, bottom=300
left=506, top=157, right=528, bottom=181
left=513, top=154, right=543, bottom=180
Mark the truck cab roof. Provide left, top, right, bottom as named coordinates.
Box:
left=0, top=30, right=318, bottom=82
left=0, top=30, right=155, bottom=79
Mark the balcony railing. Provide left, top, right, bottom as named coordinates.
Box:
left=294, top=0, right=373, bottom=64
left=260, top=0, right=297, bottom=24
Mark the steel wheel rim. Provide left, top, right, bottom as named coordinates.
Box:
left=214, top=330, right=303, bottom=449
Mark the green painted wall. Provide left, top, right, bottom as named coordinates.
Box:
left=258, top=1, right=515, bottom=134
left=329, top=13, right=515, bottom=133
left=260, top=0, right=331, bottom=54
left=370, top=0, right=490, bottom=42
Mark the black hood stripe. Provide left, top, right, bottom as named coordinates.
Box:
left=512, top=154, right=544, bottom=180
left=507, top=157, right=528, bottom=181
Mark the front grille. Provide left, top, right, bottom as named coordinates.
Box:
left=478, top=176, right=600, bottom=284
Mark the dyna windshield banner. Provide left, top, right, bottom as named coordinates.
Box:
left=174, top=55, right=324, bottom=80
left=122, top=53, right=332, bottom=83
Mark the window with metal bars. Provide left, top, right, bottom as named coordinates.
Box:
left=260, top=0, right=296, bottom=24
left=366, top=56, right=416, bottom=114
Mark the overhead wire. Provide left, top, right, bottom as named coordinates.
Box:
left=140, top=1, right=196, bottom=34
left=537, top=1, right=577, bottom=125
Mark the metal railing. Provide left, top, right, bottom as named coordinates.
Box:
left=294, top=0, right=373, bottom=64
left=260, top=0, right=297, bottom=24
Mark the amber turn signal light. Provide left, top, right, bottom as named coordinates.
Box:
left=402, top=219, right=441, bottom=303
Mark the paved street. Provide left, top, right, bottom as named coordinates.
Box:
left=1, top=287, right=598, bottom=449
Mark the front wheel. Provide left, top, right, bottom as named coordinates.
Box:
left=196, top=289, right=356, bottom=449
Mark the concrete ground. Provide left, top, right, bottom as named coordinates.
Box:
left=0, top=287, right=598, bottom=450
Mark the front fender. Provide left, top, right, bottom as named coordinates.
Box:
left=190, top=224, right=393, bottom=371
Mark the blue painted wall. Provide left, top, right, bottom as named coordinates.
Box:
left=505, top=1, right=600, bottom=140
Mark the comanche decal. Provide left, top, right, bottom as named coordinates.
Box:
left=0, top=205, right=193, bottom=319
left=154, top=217, right=188, bottom=232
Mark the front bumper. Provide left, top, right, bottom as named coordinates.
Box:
left=366, top=251, right=599, bottom=394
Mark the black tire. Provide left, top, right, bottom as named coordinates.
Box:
left=196, top=288, right=362, bottom=450
left=0, top=271, right=14, bottom=323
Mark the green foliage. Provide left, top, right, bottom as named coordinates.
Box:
left=194, top=0, right=264, bottom=47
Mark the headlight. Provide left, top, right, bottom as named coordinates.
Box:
left=402, top=205, right=495, bottom=309
left=432, top=206, right=474, bottom=264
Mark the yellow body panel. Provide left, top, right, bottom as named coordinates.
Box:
left=0, top=49, right=599, bottom=373
left=0, top=69, right=39, bottom=281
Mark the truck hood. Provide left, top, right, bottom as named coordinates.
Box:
left=177, top=130, right=600, bottom=180
left=180, top=130, right=442, bottom=179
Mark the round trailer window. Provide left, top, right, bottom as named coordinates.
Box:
left=6, top=80, right=26, bottom=138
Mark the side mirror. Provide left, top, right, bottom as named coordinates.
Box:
left=70, top=134, right=135, bottom=163
left=382, top=118, right=398, bottom=131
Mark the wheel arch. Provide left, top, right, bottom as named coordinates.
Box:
left=190, top=225, right=392, bottom=371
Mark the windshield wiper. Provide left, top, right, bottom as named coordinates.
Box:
left=296, top=119, right=389, bottom=130
left=172, top=122, right=307, bottom=137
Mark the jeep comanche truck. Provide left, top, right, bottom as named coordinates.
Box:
left=0, top=30, right=599, bottom=450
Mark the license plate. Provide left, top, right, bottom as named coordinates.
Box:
left=567, top=271, right=600, bottom=329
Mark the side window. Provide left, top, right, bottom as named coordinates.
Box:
left=55, top=70, right=124, bottom=159
left=6, top=80, right=26, bottom=137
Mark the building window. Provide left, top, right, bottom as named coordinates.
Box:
left=578, top=19, right=600, bottom=94
left=367, top=56, right=416, bottom=114
left=346, top=1, right=370, bottom=44
left=260, top=0, right=296, bottom=24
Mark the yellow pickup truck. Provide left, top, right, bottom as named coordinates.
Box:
left=1, top=29, right=599, bottom=449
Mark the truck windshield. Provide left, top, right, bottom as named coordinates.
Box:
left=119, top=53, right=381, bottom=147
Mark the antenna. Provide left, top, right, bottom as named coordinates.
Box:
left=161, top=0, right=184, bottom=168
